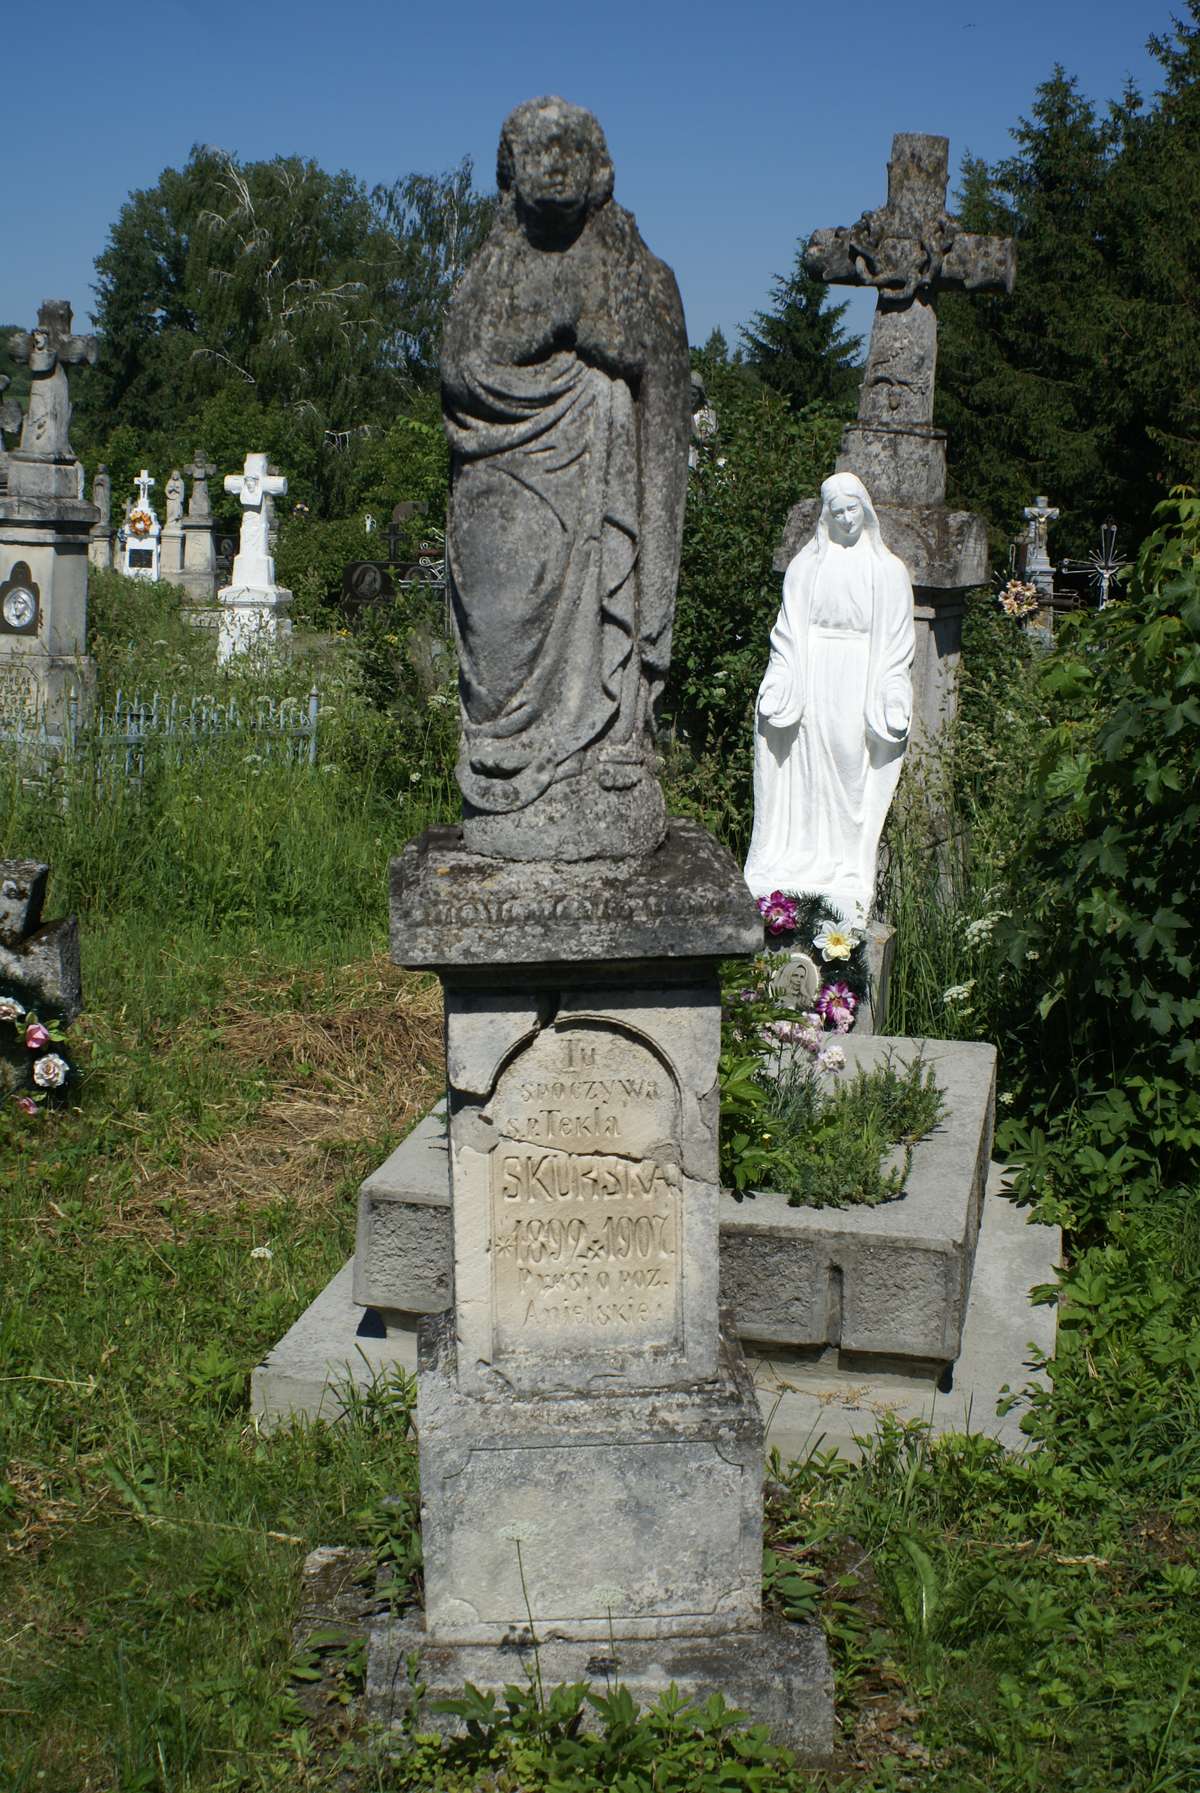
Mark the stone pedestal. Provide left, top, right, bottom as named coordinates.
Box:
left=0, top=481, right=96, bottom=736
left=216, top=584, right=293, bottom=663
left=159, top=523, right=185, bottom=587
left=177, top=519, right=218, bottom=605
left=374, top=816, right=832, bottom=1750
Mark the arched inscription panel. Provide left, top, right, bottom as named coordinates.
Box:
left=487, top=1023, right=682, bottom=1361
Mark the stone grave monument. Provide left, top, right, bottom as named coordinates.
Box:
left=177, top=449, right=219, bottom=605
left=0, top=859, right=82, bottom=1095
left=87, top=465, right=113, bottom=571
left=777, top=134, right=1016, bottom=742
left=1022, top=494, right=1058, bottom=598
left=122, top=470, right=161, bottom=581
left=216, top=453, right=292, bottom=661
left=0, top=302, right=98, bottom=735
left=159, top=468, right=186, bottom=582
left=277, top=95, right=834, bottom=1754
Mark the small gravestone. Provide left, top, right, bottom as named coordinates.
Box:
left=87, top=465, right=113, bottom=571
left=159, top=468, right=186, bottom=581
left=216, top=453, right=293, bottom=661
left=0, top=860, right=81, bottom=1096
left=0, top=302, right=99, bottom=736
left=176, top=450, right=219, bottom=606
left=122, top=470, right=161, bottom=581
left=778, top=135, right=1016, bottom=742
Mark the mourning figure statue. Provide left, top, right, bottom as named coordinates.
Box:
left=744, top=473, right=914, bottom=925
left=441, top=95, right=690, bottom=860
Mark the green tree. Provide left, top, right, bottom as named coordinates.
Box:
left=739, top=246, right=862, bottom=412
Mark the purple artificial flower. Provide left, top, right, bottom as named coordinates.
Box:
left=757, top=890, right=800, bottom=937
left=816, top=982, right=857, bottom=1032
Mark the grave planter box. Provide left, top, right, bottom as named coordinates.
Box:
left=354, top=1035, right=996, bottom=1368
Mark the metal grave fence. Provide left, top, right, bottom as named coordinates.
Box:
left=0, top=686, right=320, bottom=778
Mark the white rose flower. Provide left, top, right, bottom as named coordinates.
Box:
left=32, top=1052, right=69, bottom=1089
left=0, top=997, right=26, bottom=1023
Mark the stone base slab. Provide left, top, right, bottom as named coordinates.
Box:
left=416, top=1310, right=763, bottom=1644
left=367, top=1605, right=834, bottom=1763
left=252, top=1162, right=1059, bottom=1460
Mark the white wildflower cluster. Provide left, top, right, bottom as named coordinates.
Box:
left=963, top=910, right=1009, bottom=948
left=942, top=980, right=976, bottom=1006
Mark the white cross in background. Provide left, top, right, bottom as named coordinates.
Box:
left=134, top=468, right=155, bottom=510
left=223, top=452, right=288, bottom=591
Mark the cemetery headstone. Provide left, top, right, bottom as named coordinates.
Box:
left=217, top=453, right=292, bottom=661
left=777, top=135, right=1016, bottom=741
left=0, top=301, right=98, bottom=736
left=160, top=468, right=186, bottom=581
left=177, top=449, right=219, bottom=605
left=122, top=470, right=161, bottom=582
left=365, top=95, right=833, bottom=1753
left=0, top=859, right=81, bottom=1097
left=1022, top=494, right=1058, bottom=598
left=689, top=369, right=719, bottom=470
left=87, top=464, right=113, bottom=571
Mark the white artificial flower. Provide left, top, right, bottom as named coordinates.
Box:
left=813, top=921, right=854, bottom=962
left=0, top=997, right=26, bottom=1023
left=32, top=1053, right=69, bottom=1089
left=816, top=1044, right=846, bottom=1073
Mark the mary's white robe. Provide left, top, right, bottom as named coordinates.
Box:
left=744, top=529, right=914, bottom=925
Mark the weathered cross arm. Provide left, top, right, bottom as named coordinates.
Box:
left=806, top=223, right=1015, bottom=297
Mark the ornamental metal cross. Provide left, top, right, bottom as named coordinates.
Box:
left=7, top=299, right=97, bottom=460
left=1060, top=518, right=1124, bottom=609
left=806, top=135, right=1015, bottom=431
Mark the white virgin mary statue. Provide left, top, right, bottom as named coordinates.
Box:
left=744, top=472, right=915, bottom=926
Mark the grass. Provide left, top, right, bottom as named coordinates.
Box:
left=1, top=575, right=1197, bottom=1788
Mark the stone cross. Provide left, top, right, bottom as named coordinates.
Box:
left=1023, top=495, right=1058, bottom=568
left=133, top=470, right=156, bottom=514
left=184, top=450, right=217, bottom=520
left=806, top=134, right=1015, bottom=456
left=224, top=452, right=287, bottom=592
left=7, top=301, right=97, bottom=462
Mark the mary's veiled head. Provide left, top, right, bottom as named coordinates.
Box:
left=817, top=472, right=882, bottom=552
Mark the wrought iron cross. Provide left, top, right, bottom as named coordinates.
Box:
left=806, top=135, right=1015, bottom=430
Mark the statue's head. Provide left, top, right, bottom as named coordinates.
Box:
left=819, top=471, right=876, bottom=549
left=498, top=97, right=613, bottom=242
left=27, top=328, right=55, bottom=375
left=690, top=372, right=708, bottom=411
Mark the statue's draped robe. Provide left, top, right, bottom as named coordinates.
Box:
left=445, top=349, right=640, bottom=813
left=744, top=536, right=914, bottom=925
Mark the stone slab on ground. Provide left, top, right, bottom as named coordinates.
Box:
left=354, top=1035, right=995, bottom=1364
left=252, top=1163, right=1059, bottom=1461
left=367, top=1606, right=834, bottom=1763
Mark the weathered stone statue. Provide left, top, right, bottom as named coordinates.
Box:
left=441, top=95, right=690, bottom=860
left=184, top=450, right=216, bottom=520
left=164, top=469, right=185, bottom=527
left=91, top=465, right=111, bottom=532
left=689, top=371, right=718, bottom=471
left=7, top=301, right=97, bottom=469
left=746, top=473, right=914, bottom=926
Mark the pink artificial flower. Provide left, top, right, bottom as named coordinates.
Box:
left=816, top=982, right=858, bottom=1031
left=25, top=1022, right=49, bottom=1050
left=758, top=890, right=800, bottom=937
left=14, top=1095, right=38, bottom=1115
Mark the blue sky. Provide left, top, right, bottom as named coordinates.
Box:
left=0, top=0, right=1178, bottom=352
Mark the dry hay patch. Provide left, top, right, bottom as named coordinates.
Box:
left=118, top=960, right=444, bottom=1233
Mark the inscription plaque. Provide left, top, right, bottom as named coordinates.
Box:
left=487, top=1025, right=682, bottom=1360
left=0, top=661, right=40, bottom=726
